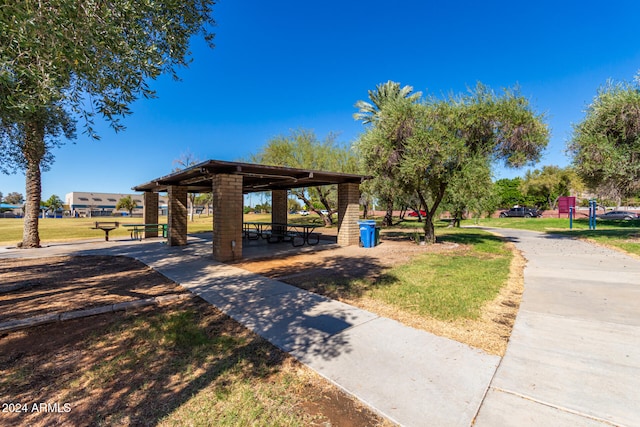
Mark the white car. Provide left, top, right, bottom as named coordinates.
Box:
left=298, top=210, right=309, bottom=216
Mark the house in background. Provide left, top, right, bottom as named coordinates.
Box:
left=65, top=191, right=168, bottom=217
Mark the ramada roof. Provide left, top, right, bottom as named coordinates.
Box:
left=132, top=159, right=368, bottom=194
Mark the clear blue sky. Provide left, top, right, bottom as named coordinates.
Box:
left=2, top=0, right=640, bottom=200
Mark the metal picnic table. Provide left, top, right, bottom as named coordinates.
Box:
left=122, top=223, right=167, bottom=240
left=243, top=222, right=321, bottom=246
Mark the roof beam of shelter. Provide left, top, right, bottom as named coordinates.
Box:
left=132, top=159, right=370, bottom=194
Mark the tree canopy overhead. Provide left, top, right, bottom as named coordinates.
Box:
left=250, top=129, right=358, bottom=225
left=569, top=77, right=640, bottom=199
left=0, top=0, right=216, bottom=247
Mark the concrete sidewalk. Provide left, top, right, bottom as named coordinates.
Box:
left=475, top=229, right=640, bottom=427
left=1, top=237, right=499, bottom=427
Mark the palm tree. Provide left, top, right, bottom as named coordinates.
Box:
left=116, top=195, right=137, bottom=216
left=353, top=80, right=422, bottom=124
left=354, top=81, right=422, bottom=225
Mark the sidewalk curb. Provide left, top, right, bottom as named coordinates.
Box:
left=0, top=293, right=190, bottom=334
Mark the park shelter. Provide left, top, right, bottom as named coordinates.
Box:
left=132, top=160, right=367, bottom=262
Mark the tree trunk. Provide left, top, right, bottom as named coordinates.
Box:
left=317, top=187, right=335, bottom=225
left=383, top=199, right=394, bottom=226
left=423, top=218, right=436, bottom=244
left=20, top=120, right=46, bottom=248
left=189, top=194, right=196, bottom=222
left=418, top=184, right=446, bottom=245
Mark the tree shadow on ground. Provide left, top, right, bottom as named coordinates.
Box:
left=437, top=231, right=507, bottom=246
left=233, top=252, right=398, bottom=301
left=0, top=298, right=293, bottom=426
left=0, top=255, right=184, bottom=321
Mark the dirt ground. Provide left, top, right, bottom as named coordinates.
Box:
left=0, top=256, right=390, bottom=427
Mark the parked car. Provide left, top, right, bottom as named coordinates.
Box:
left=298, top=210, right=309, bottom=216
left=407, top=210, right=427, bottom=217
left=596, top=210, right=640, bottom=220
left=499, top=206, right=541, bottom=218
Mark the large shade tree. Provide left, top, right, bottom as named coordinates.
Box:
left=0, top=1, right=216, bottom=247
left=250, top=129, right=358, bottom=226
left=354, top=80, right=422, bottom=225
left=356, top=83, right=549, bottom=243
left=569, top=77, right=640, bottom=201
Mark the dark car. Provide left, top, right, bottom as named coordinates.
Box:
left=499, top=206, right=541, bottom=218
left=596, top=210, right=639, bottom=220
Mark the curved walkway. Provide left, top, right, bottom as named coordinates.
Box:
left=475, top=228, right=640, bottom=426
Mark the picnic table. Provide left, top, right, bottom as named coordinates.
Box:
left=243, top=222, right=321, bottom=247
left=91, top=221, right=119, bottom=241
left=122, top=223, right=167, bottom=241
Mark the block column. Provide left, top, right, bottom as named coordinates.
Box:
left=337, top=182, right=360, bottom=246
left=213, top=174, right=243, bottom=262
left=167, top=185, right=188, bottom=246
left=143, top=192, right=159, bottom=238
left=272, top=190, right=288, bottom=236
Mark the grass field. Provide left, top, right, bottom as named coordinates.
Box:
left=371, top=227, right=512, bottom=320
left=460, top=217, right=640, bottom=256
left=0, top=213, right=326, bottom=246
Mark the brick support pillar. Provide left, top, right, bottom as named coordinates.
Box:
left=272, top=190, right=288, bottom=236
left=271, top=190, right=288, bottom=237
left=337, top=182, right=360, bottom=246
left=167, top=185, right=188, bottom=246
left=213, top=174, right=243, bottom=262
left=143, top=192, right=159, bottom=238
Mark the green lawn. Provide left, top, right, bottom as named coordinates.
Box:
left=370, top=227, right=512, bottom=320
left=0, top=213, right=320, bottom=245
left=463, top=217, right=640, bottom=256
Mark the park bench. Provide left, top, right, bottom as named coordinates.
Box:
left=122, top=223, right=167, bottom=241
left=90, top=221, right=120, bottom=241
left=243, top=222, right=321, bottom=247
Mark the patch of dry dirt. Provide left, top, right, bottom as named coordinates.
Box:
left=0, top=256, right=391, bottom=427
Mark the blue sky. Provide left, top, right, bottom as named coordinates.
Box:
left=2, top=0, right=640, bottom=200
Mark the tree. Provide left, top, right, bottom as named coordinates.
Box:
left=1, top=1, right=216, bottom=248
left=442, top=156, right=495, bottom=227
left=520, top=165, right=582, bottom=210
left=116, top=195, right=137, bottom=216
left=569, top=78, right=640, bottom=200
left=288, top=198, right=302, bottom=213
left=494, top=178, right=526, bottom=208
left=356, top=83, right=549, bottom=243
left=354, top=81, right=422, bottom=225
left=250, top=129, right=358, bottom=226
left=43, top=194, right=63, bottom=214
left=194, top=193, right=213, bottom=216
left=4, top=192, right=25, bottom=205
left=353, top=80, right=422, bottom=124
left=173, top=151, right=202, bottom=222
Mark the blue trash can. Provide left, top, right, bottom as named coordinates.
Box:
left=358, top=220, right=376, bottom=248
